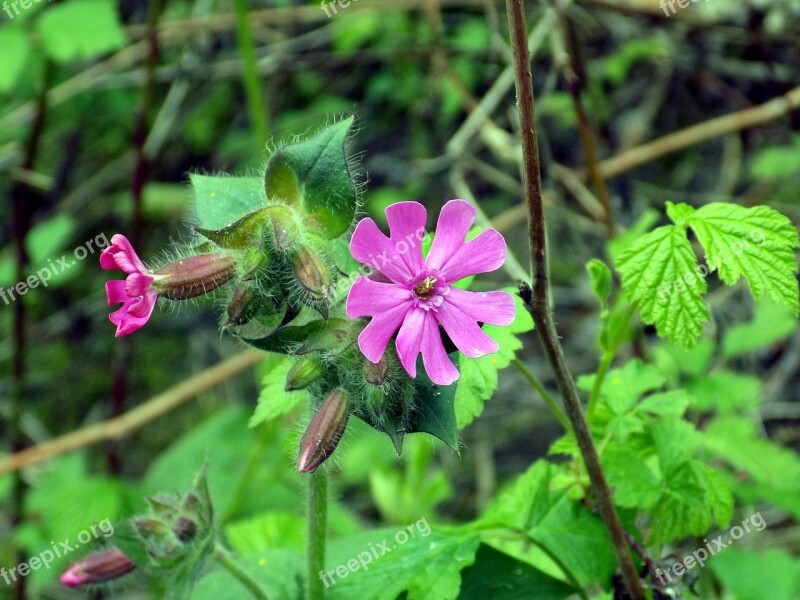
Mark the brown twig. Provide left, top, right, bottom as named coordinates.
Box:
left=504, top=1, right=644, bottom=598
left=0, top=351, right=263, bottom=476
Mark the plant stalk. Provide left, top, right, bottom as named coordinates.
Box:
left=214, top=543, right=270, bottom=600
left=307, top=467, right=328, bottom=600
left=504, top=1, right=644, bottom=598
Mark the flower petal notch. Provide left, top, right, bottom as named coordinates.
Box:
left=346, top=200, right=515, bottom=385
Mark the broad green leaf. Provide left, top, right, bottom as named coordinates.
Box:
left=711, top=549, right=800, bottom=600
left=192, top=549, right=304, bottom=600
left=0, top=27, right=28, bottom=92
left=602, top=450, right=661, bottom=509
left=454, top=292, right=533, bottom=428
left=224, top=511, right=306, bottom=555
left=326, top=529, right=481, bottom=600
left=650, top=461, right=711, bottom=547
left=458, top=544, right=576, bottom=600
left=265, top=117, right=357, bottom=238
left=482, top=461, right=553, bottom=530
left=689, top=461, right=733, bottom=529
left=638, top=390, right=690, bottom=417
left=36, top=0, right=126, bottom=63
left=651, top=418, right=699, bottom=475
left=749, top=136, right=800, bottom=180
left=688, top=202, right=800, bottom=313
left=250, top=354, right=310, bottom=427
left=581, top=359, right=665, bottom=415
left=651, top=339, right=715, bottom=381
left=617, top=224, right=709, bottom=347
left=687, top=371, right=761, bottom=413
left=408, top=359, right=459, bottom=450
left=704, top=415, right=800, bottom=490
left=722, top=299, right=797, bottom=358
left=191, top=175, right=266, bottom=230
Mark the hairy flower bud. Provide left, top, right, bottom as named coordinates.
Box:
left=241, top=248, right=270, bottom=279
left=363, top=355, right=390, bottom=386
left=297, top=389, right=350, bottom=473
left=134, top=517, right=169, bottom=540
left=292, top=247, right=331, bottom=302
left=59, top=548, right=136, bottom=588
left=226, top=283, right=258, bottom=326
left=152, top=253, right=236, bottom=300
left=172, top=516, right=198, bottom=543
left=286, top=357, right=324, bottom=391
left=268, top=206, right=299, bottom=252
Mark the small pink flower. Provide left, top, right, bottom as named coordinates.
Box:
left=101, top=234, right=235, bottom=337
left=60, top=547, right=136, bottom=588
left=101, top=234, right=158, bottom=337
left=346, top=200, right=515, bottom=386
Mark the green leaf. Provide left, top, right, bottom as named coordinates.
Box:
left=454, top=291, right=533, bottom=428
left=710, top=548, right=800, bottom=600
left=608, top=208, right=660, bottom=263
left=192, top=549, right=305, bottom=600
left=250, top=354, right=311, bottom=427
left=687, top=371, right=761, bottom=413
left=190, top=175, right=266, bottom=230
left=617, top=224, right=709, bottom=347
left=688, top=202, right=800, bottom=313
left=224, top=511, right=306, bottom=555
left=195, top=206, right=274, bottom=249
left=265, top=117, right=357, bottom=238
left=749, top=135, right=800, bottom=180
left=651, top=418, right=700, bottom=475
left=583, top=359, right=665, bottom=415
left=586, top=258, right=612, bottom=304
left=36, top=0, right=126, bottom=63
left=458, top=544, right=577, bottom=600
left=638, top=390, right=690, bottom=417
left=165, top=531, right=216, bottom=600
left=326, top=529, right=481, bottom=600
left=408, top=359, right=459, bottom=450
left=650, top=461, right=711, bottom=547
left=0, top=27, right=28, bottom=92
left=722, top=299, right=797, bottom=358
left=602, top=450, right=661, bottom=509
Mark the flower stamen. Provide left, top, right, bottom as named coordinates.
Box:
left=414, top=276, right=437, bottom=299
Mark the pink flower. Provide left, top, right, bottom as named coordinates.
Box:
left=100, top=234, right=158, bottom=337
left=60, top=547, right=136, bottom=588
left=346, top=200, right=516, bottom=386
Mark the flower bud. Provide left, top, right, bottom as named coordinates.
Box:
left=152, top=253, right=235, bottom=300
left=295, top=320, right=355, bottom=356
left=172, top=516, right=198, bottom=543
left=134, top=517, right=169, bottom=540
left=292, top=247, right=331, bottom=302
left=226, top=283, right=258, bottom=326
left=241, top=248, right=270, bottom=279
left=363, top=355, right=389, bottom=386
left=297, top=389, right=350, bottom=473
left=286, top=357, right=324, bottom=391
left=59, top=548, right=136, bottom=588
left=268, top=206, right=299, bottom=252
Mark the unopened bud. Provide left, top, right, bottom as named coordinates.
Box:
left=241, top=248, right=269, bottom=279
left=297, top=389, right=350, bottom=473
left=363, top=355, right=389, bottom=386
left=296, top=320, right=355, bottom=356
left=172, top=516, right=198, bottom=542
left=286, top=357, right=324, bottom=391
left=59, top=548, right=136, bottom=588
left=134, top=517, right=169, bottom=540
left=146, top=495, right=179, bottom=518
left=226, top=283, right=258, bottom=326
left=292, top=247, right=331, bottom=302
left=268, top=206, right=299, bottom=252
left=152, top=253, right=235, bottom=300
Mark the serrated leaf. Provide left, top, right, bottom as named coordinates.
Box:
left=265, top=117, right=357, bottom=238
left=638, top=390, right=690, bottom=417
left=326, top=529, right=480, bottom=600
left=617, top=224, right=709, bottom=347
left=583, top=359, right=665, bottom=415
left=651, top=418, right=700, bottom=475
left=687, top=371, right=761, bottom=413
left=224, top=511, right=306, bottom=555
left=650, top=461, right=711, bottom=547
left=250, top=354, right=311, bottom=427
left=36, top=0, right=126, bottom=63
left=722, top=299, right=797, bottom=358
left=688, top=203, right=800, bottom=313
left=602, top=450, right=661, bottom=509
left=408, top=359, right=459, bottom=450
left=191, top=175, right=266, bottom=230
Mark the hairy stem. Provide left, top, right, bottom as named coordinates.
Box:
left=307, top=467, right=328, bottom=600
left=504, top=1, right=644, bottom=598
left=215, top=544, right=270, bottom=600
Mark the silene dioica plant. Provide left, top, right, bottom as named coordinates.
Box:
left=60, top=17, right=799, bottom=600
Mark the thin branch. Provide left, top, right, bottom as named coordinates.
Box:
left=0, top=351, right=263, bottom=476
left=504, top=1, right=644, bottom=598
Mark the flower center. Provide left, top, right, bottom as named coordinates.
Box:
left=414, top=276, right=438, bottom=299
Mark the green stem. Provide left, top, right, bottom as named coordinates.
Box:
left=233, top=0, right=268, bottom=147
left=307, top=468, right=328, bottom=600
left=587, top=303, right=637, bottom=420
left=214, top=543, right=270, bottom=600
left=511, top=358, right=570, bottom=431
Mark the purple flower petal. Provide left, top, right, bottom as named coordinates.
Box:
left=435, top=301, right=499, bottom=358
left=426, top=200, right=475, bottom=273
left=420, top=311, right=459, bottom=385
left=109, top=295, right=157, bottom=337
left=357, top=302, right=411, bottom=363
left=350, top=218, right=414, bottom=284
left=444, top=288, right=516, bottom=326
left=105, top=280, right=129, bottom=306
left=346, top=277, right=414, bottom=318
left=385, top=201, right=427, bottom=276
left=436, top=228, right=506, bottom=282
left=125, top=272, right=155, bottom=298
left=395, top=307, right=426, bottom=378
left=100, top=234, right=147, bottom=274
